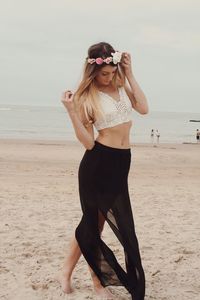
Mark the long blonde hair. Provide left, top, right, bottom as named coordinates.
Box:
left=73, top=42, right=125, bottom=124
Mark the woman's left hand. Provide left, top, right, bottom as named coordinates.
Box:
left=120, top=52, right=133, bottom=77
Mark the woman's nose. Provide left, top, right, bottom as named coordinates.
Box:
left=109, top=74, right=114, bottom=81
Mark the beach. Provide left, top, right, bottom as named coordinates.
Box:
left=0, top=139, right=200, bottom=300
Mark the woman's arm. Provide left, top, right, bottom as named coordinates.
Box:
left=68, top=110, right=95, bottom=149
left=120, top=53, right=149, bottom=115
left=61, top=91, right=95, bottom=150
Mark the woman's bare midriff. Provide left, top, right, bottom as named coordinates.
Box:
left=95, top=120, right=132, bottom=149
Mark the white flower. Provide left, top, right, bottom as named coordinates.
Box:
left=111, top=51, right=122, bottom=64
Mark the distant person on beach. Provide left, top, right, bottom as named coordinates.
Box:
left=60, top=42, right=148, bottom=300
left=150, top=129, right=154, bottom=144
left=196, top=129, right=200, bottom=143
left=156, top=129, right=160, bottom=145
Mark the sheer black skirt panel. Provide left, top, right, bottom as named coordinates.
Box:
left=75, top=140, right=145, bottom=300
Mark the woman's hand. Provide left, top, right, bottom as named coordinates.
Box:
left=61, top=90, right=75, bottom=114
left=120, top=52, right=133, bottom=78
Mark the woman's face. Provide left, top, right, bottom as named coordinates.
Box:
left=95, top=65, right=118, bottom=87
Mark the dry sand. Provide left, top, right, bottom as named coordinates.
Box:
left=0, top=139, right=200, bottom=300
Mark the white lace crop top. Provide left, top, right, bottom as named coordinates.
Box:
left=93, top=87, right=133, bottom=130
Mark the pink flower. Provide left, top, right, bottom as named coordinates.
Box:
left=95, top=57, right=104, bottom=65
left=104, top=57, right=112, bottom=64
left=87, top=58, right=96, bottom=64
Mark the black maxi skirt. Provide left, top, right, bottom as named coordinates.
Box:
left=75, top=140, right=145, bottom=300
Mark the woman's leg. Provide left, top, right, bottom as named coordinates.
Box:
left=90, top=210, right=114, bottom=296
left=60, top=211, right=114, bottom=297
left=59, top=236, right=82, bottom=293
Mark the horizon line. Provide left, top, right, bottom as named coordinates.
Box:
left=0, top=102, right=199, bottom=115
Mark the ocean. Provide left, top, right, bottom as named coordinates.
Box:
left=0, top=104, right=199, bottom=144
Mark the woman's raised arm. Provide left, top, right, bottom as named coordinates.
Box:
left=120, top=52, right=149, bottom=115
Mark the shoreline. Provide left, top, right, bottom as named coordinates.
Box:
left=0, top=137, right=199, bottom=147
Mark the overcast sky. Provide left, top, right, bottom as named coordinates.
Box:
left=1, top=0, right=200, bottom=112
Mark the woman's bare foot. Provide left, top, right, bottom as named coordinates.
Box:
left=57, top=272, right=74, bottom=294
left=94, top=286, right=115, bottom=299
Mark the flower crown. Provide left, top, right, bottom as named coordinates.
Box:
left=87, top=51, right=122, bottom=65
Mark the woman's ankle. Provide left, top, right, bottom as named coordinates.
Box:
left=61, top=269, right=71, bottom=281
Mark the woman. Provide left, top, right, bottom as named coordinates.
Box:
left=60, top=42, right=148, bottom=300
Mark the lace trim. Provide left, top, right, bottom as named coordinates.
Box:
left=94, top=109, right=132, bottom=130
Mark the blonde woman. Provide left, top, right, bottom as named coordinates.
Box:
left=60, top=42, right=148, bottom=300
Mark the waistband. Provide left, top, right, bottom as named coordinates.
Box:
left=93, top=140, right=131, bottom=153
